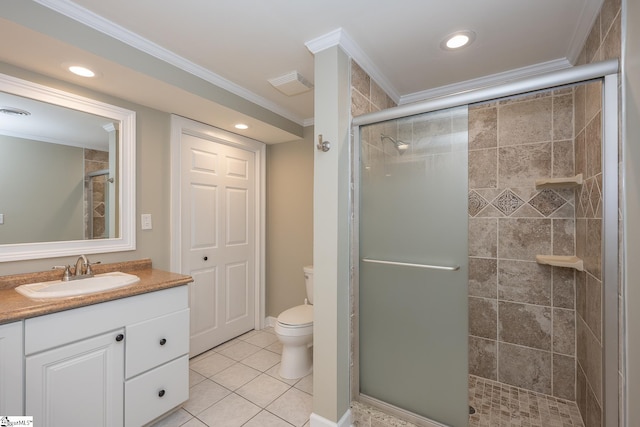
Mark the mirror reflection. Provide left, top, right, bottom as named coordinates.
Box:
left=0, top=91, right=118, bottom=245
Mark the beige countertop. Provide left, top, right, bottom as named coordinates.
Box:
left=0, top=259, right=193, bottom=325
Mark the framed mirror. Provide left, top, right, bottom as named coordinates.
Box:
left=0, top=72, right=136, bottom=262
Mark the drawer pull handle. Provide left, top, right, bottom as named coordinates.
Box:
left=160, top=338, right=167, bottom=346
left=203, top=256, right=208, bottom=261
left=115, top=334, right=124, bottom=342
left=158, top=389, right=166, bottom=397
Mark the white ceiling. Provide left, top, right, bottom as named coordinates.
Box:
left=0, top=0, right=603, bottom=143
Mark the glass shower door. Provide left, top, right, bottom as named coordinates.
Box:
left=358, top=106, right=469, bottom=426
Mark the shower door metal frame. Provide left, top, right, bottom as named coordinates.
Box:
left=351, top=58, right=620, bottom=427
left=86, top=169, right=111, bottom=239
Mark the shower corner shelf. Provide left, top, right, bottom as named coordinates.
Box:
left=535, top=174, right=583, bottom=189
left=535, top=255, right=584, bottom=271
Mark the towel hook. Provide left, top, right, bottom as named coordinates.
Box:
left=317, top=134, right=331, bottom=152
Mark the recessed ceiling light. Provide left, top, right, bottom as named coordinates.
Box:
left=441, top=31, right=476, bottom=50
left=68, top=65, right=96, bottom=77
left=235, top=123, right=249, bottom=130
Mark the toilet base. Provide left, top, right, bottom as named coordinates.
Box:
left=279, top=342, right=312, bottom=379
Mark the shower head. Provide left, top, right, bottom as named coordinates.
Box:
left=380, top=134, right=409, bottom=154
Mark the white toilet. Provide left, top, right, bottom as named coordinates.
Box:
left=274, top=265, right=314, bottom=379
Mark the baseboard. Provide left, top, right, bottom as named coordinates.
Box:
left=309, top=409, right=352, bottom=427
left=265, top=316, right=277, bottom=328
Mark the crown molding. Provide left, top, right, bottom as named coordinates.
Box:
left=305, top=28, right=400, bottom=105
left=33, top=0, right=306, bottom=126
left=304, top=28, right=344, bottom=55
left=399, top=58, right=573, bottom=105
left=565, top=0, right=604, bottom=64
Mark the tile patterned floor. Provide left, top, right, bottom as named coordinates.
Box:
left=469, top=375, right=584, bottom=427
left=151, top=327, right=312, bottom=427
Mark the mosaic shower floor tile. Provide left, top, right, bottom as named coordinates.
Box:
left=352, top=376, right=585, bottom=427
left=469, top=375, right=584, bottom=427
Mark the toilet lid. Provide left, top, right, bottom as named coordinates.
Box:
left=277, top=304, right=313, bottom=327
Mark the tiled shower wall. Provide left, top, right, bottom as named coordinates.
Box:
left=575, top=80, right=605, bottom=426
left=351, top=61, right=397, bottom=117
left=467, top=89, right=578, bottom=400
left=573, top=1, right=621, bottom=426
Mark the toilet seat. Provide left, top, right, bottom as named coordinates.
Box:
left=277, top=304, right=313, bottom=328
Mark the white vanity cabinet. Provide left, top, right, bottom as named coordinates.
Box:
left=0, top=321, right=24, bottom=416
left=24, top=286, right=189, bottom=427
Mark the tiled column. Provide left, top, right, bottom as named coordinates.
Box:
left=575, top=79, right=604, bottom=426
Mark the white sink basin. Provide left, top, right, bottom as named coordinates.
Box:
left=15, top=272, right=140, bottom=299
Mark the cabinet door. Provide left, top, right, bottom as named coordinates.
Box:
left=0, top=321, right=24, bottom=415
left=26, top=329, right=124, bottom=427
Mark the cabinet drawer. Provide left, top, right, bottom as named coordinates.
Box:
left=126, top=308, right=189, bottom=378
left=125, top=355, right=188, bottom=427
left=25, top=286, right=188, bottom=355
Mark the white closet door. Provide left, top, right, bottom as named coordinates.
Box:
left=181, top=132, right=256, bottom=356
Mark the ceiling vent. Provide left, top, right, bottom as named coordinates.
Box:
left=268, top=71, right=313, bottom=96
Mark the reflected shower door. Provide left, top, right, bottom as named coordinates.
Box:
left=359, top=106, right=469, bottom=426
left=86, top=170, right=110, bottom=239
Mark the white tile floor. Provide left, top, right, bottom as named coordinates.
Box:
left=151, top=328, right=312, bottom=427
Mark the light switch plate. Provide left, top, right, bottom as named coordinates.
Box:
left=141, top=214, right=152, bottom=230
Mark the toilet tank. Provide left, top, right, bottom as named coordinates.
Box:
left=303, top=265, right=314, bottom=304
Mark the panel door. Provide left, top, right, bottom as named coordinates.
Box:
left=181, top=132, right=256, bottom=356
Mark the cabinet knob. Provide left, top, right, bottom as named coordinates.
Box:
left=115, top=334, right=124, bottom=342
left=158, top=389, right=166, bottom=397
left=159, top=338, right=167, bottom=346
left=203, top=256, right=208, bottom=261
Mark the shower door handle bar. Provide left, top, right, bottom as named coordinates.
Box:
left=361, top=258, right=460, bottom=271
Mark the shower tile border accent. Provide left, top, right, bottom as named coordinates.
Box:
left=492, top=189, right=524, bottom=216
left=468, top=185, right=575, bottom=219
left=468, top=191, right=488, bottom=217
left=529, top=189, right=567, bottom=217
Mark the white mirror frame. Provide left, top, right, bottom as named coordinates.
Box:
left=0, top=73, right=136, bottom=262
